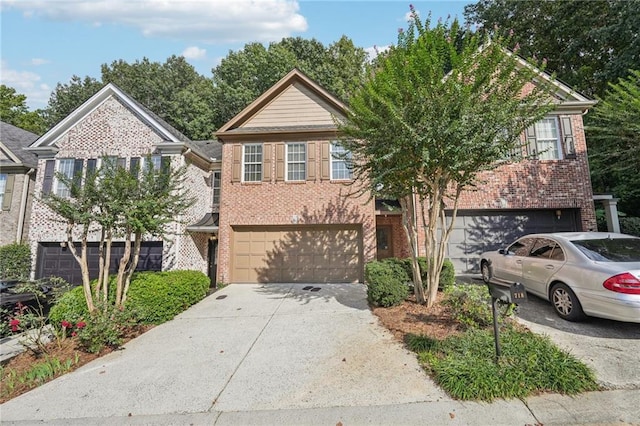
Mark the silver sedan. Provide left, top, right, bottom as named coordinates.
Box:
left=480, top=232, right=640, bottom=323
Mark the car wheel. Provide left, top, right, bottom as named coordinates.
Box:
left=550, top=283, right=586, bottom=322
left=481, top=261, right=491, bottom=284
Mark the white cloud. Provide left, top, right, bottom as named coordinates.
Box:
left=6, top=0, right=308, bottom=44
left=0, top=60, right=51, bottom=109
left=30, top=58, right=50, bottom=66
left=182, top=46, right=206, bottom=60
left=364, top=45, right=390, bottom=62
left=404, top=9, right=420, bottom=22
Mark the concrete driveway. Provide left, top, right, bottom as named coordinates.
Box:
left=515, top=292, right=640, bottom=390
left=0, top=284, right=449, bottom=423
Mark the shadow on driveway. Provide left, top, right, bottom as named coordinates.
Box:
left=254, top=282, right=371, bottom=311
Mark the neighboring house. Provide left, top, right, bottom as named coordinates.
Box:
left=26, top=83, right=222, bottom=285
left=215, top=68, right=598, bottom=282
left=0, top=121, right=39, bottom=246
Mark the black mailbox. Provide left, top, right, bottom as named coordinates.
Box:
left=486, top=282, right=527, bottom=304
left=510, top=282, right=527, bottom=303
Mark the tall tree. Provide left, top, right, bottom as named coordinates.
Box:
left=464, top=0, right=640, bottom=99
left=211, top=36, right=368, bottom=127
left=587, top=70, right=640, bottom=216
left=44, top=57, right=215, bottom=140
left=339, top=9, right=554, bottom=306
left=0, top=85, right=47, bottom=134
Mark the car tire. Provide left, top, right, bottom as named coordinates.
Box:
left=550, top=283, right=586, bottom=322
left=481, top=261, right=491, bottom=284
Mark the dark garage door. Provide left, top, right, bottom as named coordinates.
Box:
left=36, top=241, right=163, bottom=285
left=446, top=209, right=579, bottom=273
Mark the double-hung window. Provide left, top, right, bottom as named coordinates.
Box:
left=55, top=158, right=76, bottom=198
left=286, top=143, right=306, bottom=181
left=212, top=171, right=221, bottom=204
left=534, top=117, right=562, bottom=160
left=243, top=144, right=263, bottom=182
left=0, top=174, right=7, bottom=207
left=330, top=142, right=352, bottom=180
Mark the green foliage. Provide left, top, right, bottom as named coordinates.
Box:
left=382, top=257, right=454, bottom=289
left=364, top=261, right=409, bottom=307
left=211, top=36, right=367, bottom=127
left=76, top=303, right=137, bottom=354
left=0, top=85, right=47, bottom=134
left=464, top=0, right=639, bottom=99
left=45, top=75, right=103, bottom=128
left=0, top=354, right=79, bottom=399
left=621, top=217, right=640, bottom=237
left=439, top=259, right=456, bottom=289
left=0, top=243, right=32, bottom=280
left=413, top=327, right=598, bottom=400
left=442, top=283, right=514, bottom=330
left=587, top=70, right=640, bottom=216
left=125, top=270, right=209, bottom=324
left=48, top=286, right=89, bottom=328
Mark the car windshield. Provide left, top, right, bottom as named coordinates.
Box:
left=571, top=238, right=640, bottom=262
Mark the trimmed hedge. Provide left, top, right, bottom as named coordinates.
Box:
left=365, top=261, right=409, bottom=307
left=49, top=270, right=210, bottom=327
left=0, top=243, right=32, bottom=280
left=125, top=270, right=210, bottom=324
left=380, top=257, right=455, bottom=289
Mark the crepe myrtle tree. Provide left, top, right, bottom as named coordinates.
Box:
left=338, top=8, right=555, bottom=306
left=40, top=155, right=195, bottom=311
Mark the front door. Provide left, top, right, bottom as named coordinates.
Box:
left=376, top=226, right=393, bottom=260
left=208, top=239, right=218, bottom=288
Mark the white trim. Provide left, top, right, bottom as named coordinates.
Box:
left=30, top=83, right=182, bottom=149
left=329, top=141, right=353, bottom=181
left=242, top=143, right=263, bottom=182
left=285, top=142, right=306, bottom=182
left=534, top=117, right=563, bottom=160
left=0, top=141, right=23, bottom=164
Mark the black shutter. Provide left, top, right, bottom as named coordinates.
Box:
left=42, top=160, right=55, bottom=196
left=161, top=156, right=171, bottom=175
left=87, top=159, right=97, bottom=175
left=130, top=157, right=140, bottom=177
left=73, top=159, right=84, bottom=189
left=117, top=157, right=126, bottom=168
left=560, top=117, right=576, bottom=159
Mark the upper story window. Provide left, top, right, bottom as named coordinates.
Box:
left=55, top=158, right=76, bottom=198
left=286, top=142, right=306, bottom=181
left=0, top=174, right=7, bottom=207
left=212, top=171, right=221, bottom=205
left=330, top=142, right=353, bottom=180
left=243, top=144, right=263, bottom=182
left=532, top=117, right=562, bottom=160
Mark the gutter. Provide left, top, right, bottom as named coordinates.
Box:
left=16, top=168, right=35, bottom=243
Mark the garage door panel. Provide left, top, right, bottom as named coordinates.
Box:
left=232, top=226, right=362, bottom=283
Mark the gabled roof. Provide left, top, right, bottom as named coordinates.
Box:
left=215, top=68, right=348, bottom=139
left=30, top=83, right=189, bottom=149
left=0, top=121, right=39, bottom=168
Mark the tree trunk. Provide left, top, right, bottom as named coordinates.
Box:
left=400, top=192, right=426, bottom=304
left=121, top=233, right=142, bottom=306
left=95, top=228, right=105, bottom=300
left=65, top=223, right=95, bottom=312
left=102, top=233, right=113, bottom=305
left=115, top=232, right=132, bottom=307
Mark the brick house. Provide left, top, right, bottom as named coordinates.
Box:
left=0, top=121, right=39, bottom=246
left=26, top=83, right=222, bottom=285
left=215, top=68, right=597, bottom=281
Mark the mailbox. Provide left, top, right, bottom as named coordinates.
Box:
left=486, top=282, right=527, bottom=304
left=510, top=282, right=527, bottom=303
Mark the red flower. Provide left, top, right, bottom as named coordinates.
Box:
left=71, top=332, right=77, bottom=337
left=61, top=320, right=72, bottom=329
left=76, top=321, right=86, bottom=329
left=9, top=318, right=20, bottom=332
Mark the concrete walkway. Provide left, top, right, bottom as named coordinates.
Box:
left=1, top=283, right=639, bottom=425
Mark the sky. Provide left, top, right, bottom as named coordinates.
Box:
left=1, top=1, right=469, bottom=110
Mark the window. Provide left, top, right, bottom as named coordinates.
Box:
left=0, top=174, right=6, bottom=207
left=534, top=117, right=562, bottom=160
left=55, top=158, right=76, bottom=198
left=212, top=171, right=221, bottom=205
left=243, top=144, right=262, bottom=182
left=286, top=143, right=306, bottom=181
left=330, top=142, right=353, bottom=180
left=507, top=238, right=535, bottom=256
left=529, top=238, right=564, bottom=261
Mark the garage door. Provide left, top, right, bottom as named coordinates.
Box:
left=446, top=209, right=579, bottom=273
left=36, top=241, right=163, bottom=285
left=231, top=225, right=362, bottom=283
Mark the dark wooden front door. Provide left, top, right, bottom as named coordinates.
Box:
left=376, top=226, right=393, bottom=260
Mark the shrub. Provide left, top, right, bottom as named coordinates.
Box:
left=125, top=270, right=209, bottom=324
left=0, top=243, right=31, bottom=280
left=48, top=285, right=89, bottom=329
left=77, top=303, right=138, bottom=353
left=620, top=217, right=640, bottom=236
left=365, top=261, right=409, bottom=307
left=442, top=283, right=497, bottom=330
left=386, top=257, right=455, bottom=290
left=439, top=259, right=455, bottom=288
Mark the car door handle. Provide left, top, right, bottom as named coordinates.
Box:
left=545, top=265, right=554, bottom=270
left=515, top=260, right=523, bottom=264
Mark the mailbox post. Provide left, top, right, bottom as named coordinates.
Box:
left=485, top=282, right=527, bottom=362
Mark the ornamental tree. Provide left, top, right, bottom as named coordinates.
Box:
left=40, top=155, right=194, bottom=311
left=338, top=9, right=555, bottom=306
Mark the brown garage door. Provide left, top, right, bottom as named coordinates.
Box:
left=231, top=225, right=362, bottom=283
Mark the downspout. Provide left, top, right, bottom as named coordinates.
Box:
left=16, top=168, right=35, bottom=243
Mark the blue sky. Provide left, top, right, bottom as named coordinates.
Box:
left=1, top=1, right=468, bottom=110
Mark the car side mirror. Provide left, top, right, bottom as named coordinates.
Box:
left=498, top=248, right=507, bottom=255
